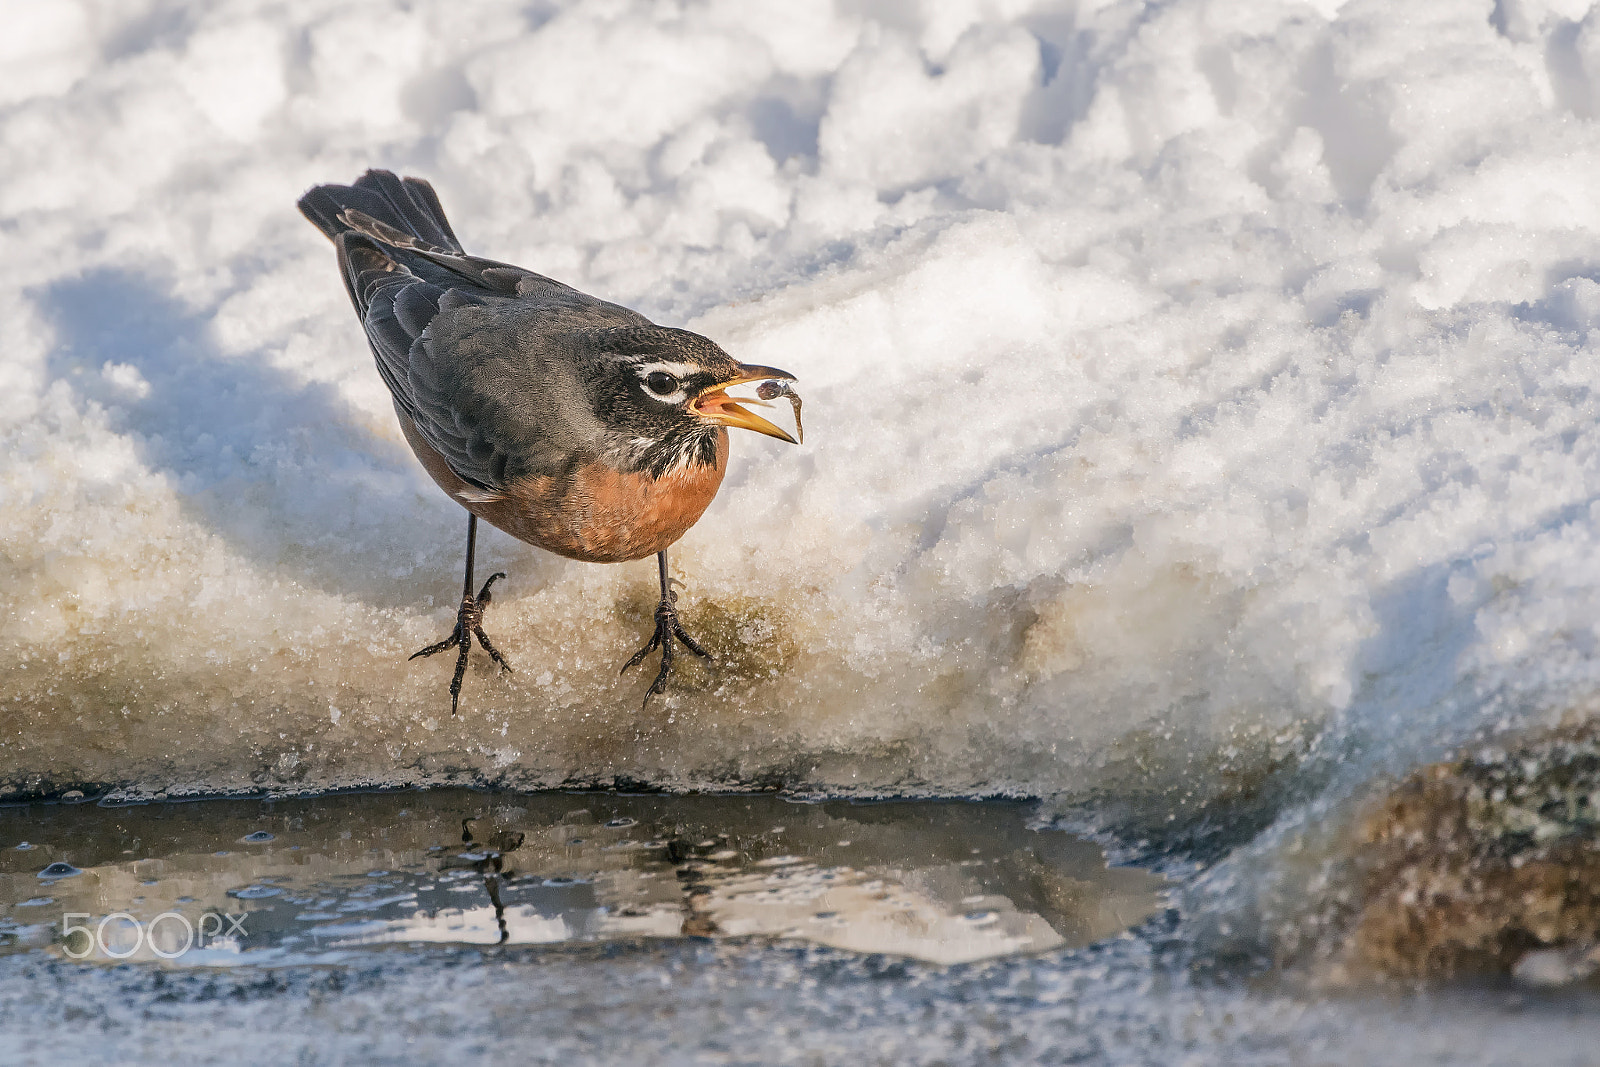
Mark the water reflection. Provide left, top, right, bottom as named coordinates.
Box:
left=0, top=792, right=1166, bottom=966
left=440, top=817, right=525, bottom=945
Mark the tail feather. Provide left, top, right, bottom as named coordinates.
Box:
left=302, top=170, right=585, bottom=310
left=332, top=232, right=407, bottom=314
left=298, top=169, right=463, bottom=253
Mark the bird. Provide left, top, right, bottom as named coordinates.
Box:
left=297, top=170, right=799, bottom=713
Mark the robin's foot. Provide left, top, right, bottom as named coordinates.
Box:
left=621, top=590, right=711, bottom=705
left=410, top=573, right=513, bottom=715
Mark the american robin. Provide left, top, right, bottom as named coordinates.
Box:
left=298, top=170, right=798, bottom=713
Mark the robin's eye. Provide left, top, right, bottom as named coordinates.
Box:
left=643, top=371, right=678, bottom=396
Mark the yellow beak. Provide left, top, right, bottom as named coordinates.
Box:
left=690, top=364, right=799, bottom=443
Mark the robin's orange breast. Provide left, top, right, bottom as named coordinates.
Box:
left=397, top=412, right=729, bottom=564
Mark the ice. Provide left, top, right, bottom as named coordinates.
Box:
left=5, top=0, right=1600, bottom=967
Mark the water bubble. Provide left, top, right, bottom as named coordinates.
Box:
left=961, top=910, right=999, bottom=926
left=17, top=898, right=52, bottom=907
left=604, top=817, right=637, bottom=828
left=14, top=842, right=35, bottom=851
left=228, top=884, right=283, bottom=899
left=241, top=831, right=275, bottom=843
left=38, top=862, right=81, bottom=879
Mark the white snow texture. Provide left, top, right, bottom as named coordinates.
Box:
left=4, top=0, right=1600, bottom=816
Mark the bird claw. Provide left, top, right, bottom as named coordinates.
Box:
left=410, top=572, right=513, bottom=715
left=621, top=591, right=711, bottom=706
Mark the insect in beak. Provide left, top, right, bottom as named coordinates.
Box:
left=690, top=364, right=800, bottom=443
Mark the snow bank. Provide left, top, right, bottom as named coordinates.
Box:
left=4, top=0, right=1600, bottom=848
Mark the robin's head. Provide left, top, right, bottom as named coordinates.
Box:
left=580, top=326, right=797, bottom=477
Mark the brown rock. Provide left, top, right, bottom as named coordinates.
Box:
left=1344, top=723, right=1600, bottom=981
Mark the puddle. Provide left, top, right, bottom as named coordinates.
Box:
left=0, top=791, right=1166, bottom=967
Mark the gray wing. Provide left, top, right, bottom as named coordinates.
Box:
left=300, top=171, right=648, bottom=491
left=346, top=244, right=649, bottom=492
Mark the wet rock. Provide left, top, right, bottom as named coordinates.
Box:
left=1346, top=723, right=1600, bottom=981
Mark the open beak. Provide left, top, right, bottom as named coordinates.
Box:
left=690, top=364, right=799, bottom=443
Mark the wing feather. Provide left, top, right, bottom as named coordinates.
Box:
left=302, top=170, right=655, bottom=494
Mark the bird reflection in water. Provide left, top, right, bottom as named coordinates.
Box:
left=434, top=815, right=732, bottom=943
left=666, top=836, right=724, bottom=939
left=402, top=803, right=1166, bottom=962
left=437, top=818, right=525, bottom=945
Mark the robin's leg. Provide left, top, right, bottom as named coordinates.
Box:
left=621, top=549, right=711, bottom=704
left=410, top=513, right=514, bottom=715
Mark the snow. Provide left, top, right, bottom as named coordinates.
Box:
left=5, top=0, right=1600, bottom=932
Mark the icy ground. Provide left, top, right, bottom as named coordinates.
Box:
left=7, top=0, right=1600, bottom=1026
left=4, top=937, right=1600, bottom=1066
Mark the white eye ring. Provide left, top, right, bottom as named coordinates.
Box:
left=634, top=361, right=694, bottom=405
